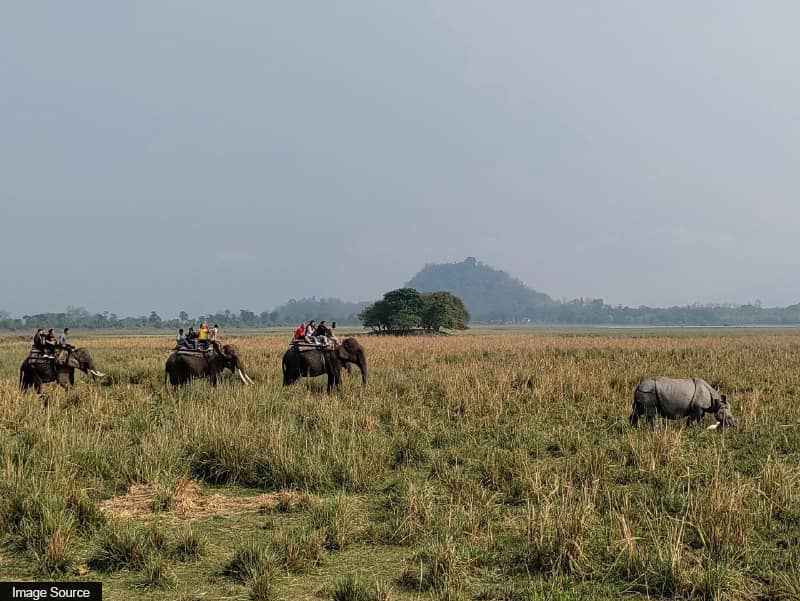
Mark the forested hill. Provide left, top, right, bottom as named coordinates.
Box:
left=405, top=257, right=555, bottom=322
left=404, top=257, right=800, bottom=325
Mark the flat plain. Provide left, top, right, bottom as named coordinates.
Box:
left=1, top=330, right=799, bottom=600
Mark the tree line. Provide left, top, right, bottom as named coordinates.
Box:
left=0, top=299, right=368, bottom=331
left=5, top=294, right=800, bottom=332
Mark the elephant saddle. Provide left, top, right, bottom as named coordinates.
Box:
left=290, top=340, right=335, bottom=352
left=175, top=346, right=216, bottom=357
left=27, top=348, right=55, bottom=365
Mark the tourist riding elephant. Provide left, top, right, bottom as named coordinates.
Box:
left=282, top=337, right=367, bottom=392
left=165, top=342, right=254, bottom=387
left=19, top=348, right=105, bottom=393
left=630, top=376, right=737, bottom=428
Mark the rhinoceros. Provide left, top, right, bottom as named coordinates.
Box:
left=630, top=377, right=737, bottom=429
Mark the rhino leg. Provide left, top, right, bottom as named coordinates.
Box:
left=687, top=406, right=704, bottom=426
left=633, top=388, right=658, bottom=427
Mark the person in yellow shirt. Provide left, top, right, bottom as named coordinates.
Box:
left=198, top=323, right=209, bottom=348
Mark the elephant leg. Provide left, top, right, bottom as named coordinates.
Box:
left=209, top=373, right=218, bottom=387
left=20, top=368, right=30, bottom=392
left=56, top=369, right=71, bottom=389
left=327, top=359, right=341, bottom=393
left=283, top=369, right=300, bottom=386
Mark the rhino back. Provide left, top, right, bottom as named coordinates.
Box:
left=654, top=377, right=696, bottom=417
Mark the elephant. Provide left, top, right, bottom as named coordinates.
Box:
left=165, top=341, right=254, bottom=387
left=630, top=377, right=737, bottom=429
left=19, top=348, right=105, bottom=393
left=282, top=337, right=367, bottom=392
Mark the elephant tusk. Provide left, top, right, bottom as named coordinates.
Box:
left=237, top=369, right=248, bottom=384
left=706, top=423, right=719, bottom=430
left=245, top=373, right=255, bottom=385
left=90, top=370, right=106, bottom=377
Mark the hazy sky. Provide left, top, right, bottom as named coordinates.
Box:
left=2, top=2, right=799, bottom=316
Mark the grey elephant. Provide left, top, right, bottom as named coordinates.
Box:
left=282, top=338, right=367, bottom=392
left=19, top=348, right=105, bottom=393
left=630, top=377, right=737, bottom=428
left=165, top=342, right=254, bottom=387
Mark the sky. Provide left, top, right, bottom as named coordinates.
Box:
left=2, top=2, right=799, bottom=317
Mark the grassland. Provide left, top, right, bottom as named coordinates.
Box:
left=1, top=331, right=799, bottom=600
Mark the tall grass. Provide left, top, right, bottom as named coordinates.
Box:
left=1, top=331, right=799, bottom=598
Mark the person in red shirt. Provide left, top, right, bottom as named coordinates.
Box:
left=293, top=323, right=306, bottom=340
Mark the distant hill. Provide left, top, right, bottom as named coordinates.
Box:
left=405, top=257, right=555, bottom=322
left=404, top=257, right=800, bottom=325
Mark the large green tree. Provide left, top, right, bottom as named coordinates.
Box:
left=420, top=291, right=470, bottom=332
left=359, top=288, right=424, bottom=333
left=359, top=288, right=468, bottom=333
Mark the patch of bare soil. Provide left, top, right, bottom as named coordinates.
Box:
left=101, top=479, right=309, bottom=520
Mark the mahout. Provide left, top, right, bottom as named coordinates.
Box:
left=630, top=376, right=737, bottom=428
left=19, top=346, right=105, bottom=394
left=165, top=340, right=254, bottom=387
left=282, top=337, right=367, bottom=392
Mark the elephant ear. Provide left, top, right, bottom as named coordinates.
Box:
left=66, top=352, right=81, bottom=369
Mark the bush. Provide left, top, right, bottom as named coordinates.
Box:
left=224, top=539, right=280, bottom=583
left=140, top=555, right=176, bottom=590
left=173, top=527, right=206, bottom=561
left=331, top=573, right=392, bottom=601
left=89, top=522, right=151, bottom=572
left=307, top=494, right=356, bottom=551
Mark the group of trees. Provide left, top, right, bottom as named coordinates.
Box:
left=359, top=288, right=469, bottom=333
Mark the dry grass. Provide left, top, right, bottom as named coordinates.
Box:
left=101, top=479, right=310, bottom=520
left=1, top=330, right=799, bottom=599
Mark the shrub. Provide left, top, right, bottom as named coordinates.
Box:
left=224, top=539, right=280, bottom=583
left=307, top=494, right=356, bottom=550
left=331, top=573, right=392, bottom=601
left=173, top=527, right=206, bottom=561
left=270, top=526, right=325, bottom=571
left=140, top=555, right=176, bottom=590
left=89, top=522, right=150, bottom=572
